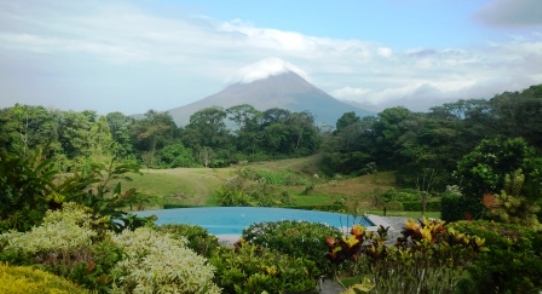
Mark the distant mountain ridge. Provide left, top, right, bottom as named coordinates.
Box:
left=168, top=71, right=373, bottom=127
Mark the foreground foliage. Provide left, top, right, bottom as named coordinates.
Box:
left=111, top=227, right=220, bottom=294
left=242, top=220, right=343, bottom=278
left=0, top=147, right=157, bottom=234
left=326, top=219, right=486, bottom=293
left=487, top=170, right=542, bottom=230
left=0, top=263, right=88, bottom=294
left=0, top=203, right=121, bottom=291
left=211, top=243, right=318, bottom=294
left=0, top=204, right=220, bottom=293
left=155, top=224, right=221, bottom=258
left=449, top=220, right=542, bottom=293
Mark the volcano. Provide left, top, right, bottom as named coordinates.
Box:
left=168, top=60, right=372, bottom=127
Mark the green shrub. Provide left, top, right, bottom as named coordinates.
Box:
left=239, top=167, right=308, bottom=186
left=111, top=227, right=220, bottom=294
left=382, top=188, right=421, bottom=202
left=441, top=193, right=482, bottom=222
left=155, top=224, right=220, bottom=258
left=0, top=264, right=89, bottom=294
left=215, top=170, right=297, bottom=207
left=210, top=244, right=318, bottom=294
left=449, top=220, right=542, bottom=293
left=386, top=200, right=404, bottom=211
left=241, top=220, right=343, bottom=278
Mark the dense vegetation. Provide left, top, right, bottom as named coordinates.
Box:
left=0, top=83, right=541, bottom=292
left=0, top=104, right=319, bottom=171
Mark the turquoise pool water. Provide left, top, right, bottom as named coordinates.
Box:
left=136, top=207, right=373, bottom=235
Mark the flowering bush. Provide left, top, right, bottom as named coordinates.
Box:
left=111, top=227, right=220, bottom=294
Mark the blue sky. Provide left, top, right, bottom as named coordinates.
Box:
left=1, top=0, right=541, bottom=114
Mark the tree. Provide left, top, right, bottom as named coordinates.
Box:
left=321, top=115, right=376, bottom=175
left=57, top=110, right=97, bottom=159
left=395, top=114, right=462, bottom=189
left=489, top=84, right=542, bottom=148
left=288, top=111, right=319, bottom=155
left=259, top=108, right=319, bottom=156
left=454, top=137, right=542, bottom=218
left=131, top=110, right=177, bottom=167
left=105, top=111, right=135, bottom=157
left=183, top=107, right=229, bottom=150
left=159, top=143, right=197, bottom=168
left=335, top=111, right=360, bottom=133
left=226, top=104, right=263, bottom=155
left=0, top=105, right=59, bottom=155
left=372, top=107, right=413, bottom=169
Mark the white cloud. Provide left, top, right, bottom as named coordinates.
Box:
left=331, top=87, right=372, bottom=99
left=0, top=0, right=541, bottom=114
left=377, top=47, right=393, bottom=58
left=226, top=57, right=311, bottom=84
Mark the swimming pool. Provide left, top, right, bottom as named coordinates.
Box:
left=136, top=207, right=373, bottom=235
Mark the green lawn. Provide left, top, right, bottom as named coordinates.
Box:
left=290, top=192, right=339, bottom=206
left=364, top=209, right=440, bottom=219
left=109, top=157, right=443, bottom=220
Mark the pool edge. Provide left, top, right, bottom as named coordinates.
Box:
left=364, top=214, right=396, bottom=232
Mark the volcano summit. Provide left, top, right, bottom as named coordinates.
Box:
left=168, top=58, right=372, bottom=127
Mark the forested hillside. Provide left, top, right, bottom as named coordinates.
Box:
left=322, top=84, right=542, bottom=185
left=0, top=104, right=320, bottom=172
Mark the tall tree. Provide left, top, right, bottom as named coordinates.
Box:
left=57, top=110, right=97, bottom=160
left=335, top=111, right=361, bottom=133
left=183, top=107, right=229, bottom=149
left=489, top=85, right=542, bottom=148
left=0, top=105, right=58, bottom=154
left=321, top=115, right=376, bottom=174
left=372, top=106, right=413, bottom=169
left=131, top=110, right=177, bottom=167
left=226, top=104, right=263, bottom=155
left=182, top=107, right=231, bottom=166
left=105, top=111, right=135, bottom=157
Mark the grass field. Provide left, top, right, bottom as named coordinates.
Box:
left=113, top=155, right=438, bottom=217
left=112, top=168, right=233, bottom=206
